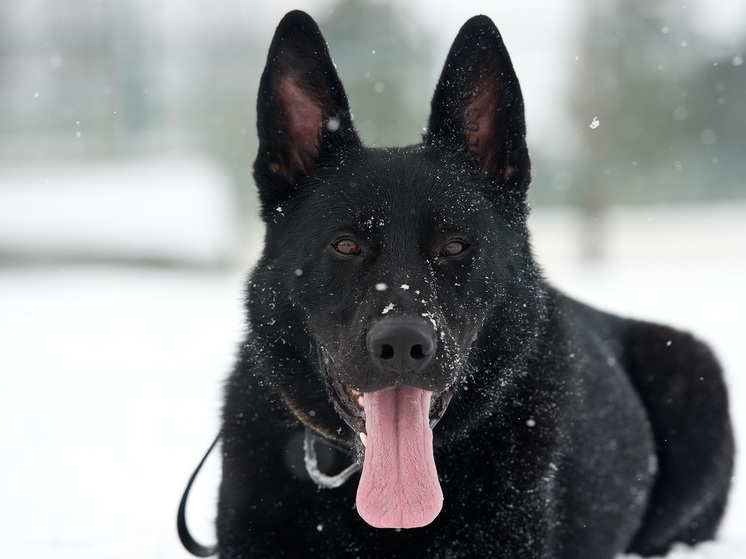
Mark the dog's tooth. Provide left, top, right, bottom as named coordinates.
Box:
left=357, top=394, right=365, bottom=408
left=359, top=432, right=367, bottom=447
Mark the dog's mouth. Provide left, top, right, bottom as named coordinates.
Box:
left=324, top=368, right=455, bottom=530
left=328, top=375, right=454, bottom=436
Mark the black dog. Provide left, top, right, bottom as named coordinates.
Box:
left=210, top=11, right=734, bottom=558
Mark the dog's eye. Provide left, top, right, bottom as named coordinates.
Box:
left=440, top=241, right=467, bottom=258
left=333, top=238, right=360, bottom=256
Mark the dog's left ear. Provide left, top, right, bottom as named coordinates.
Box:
left=425, top=16, right=530, bottom=194
left=254, top=11, right=359, bottom=213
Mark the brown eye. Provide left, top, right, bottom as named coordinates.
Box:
left=440, top=240, right=466, bottom=258
left=333, top=238, right=360, bottom=256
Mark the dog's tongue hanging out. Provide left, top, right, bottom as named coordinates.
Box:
left=356, top=385, right=443, bottom=529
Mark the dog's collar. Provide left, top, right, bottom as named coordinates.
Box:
left=278, top=387, right=361, bottom=489
left=277, top=387, right=350, bottom=446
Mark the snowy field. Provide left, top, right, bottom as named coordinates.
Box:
left=0, top=202, right=744, bottom=558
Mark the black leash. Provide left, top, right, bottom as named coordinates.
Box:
left=177, top=431, right=221, bottom=557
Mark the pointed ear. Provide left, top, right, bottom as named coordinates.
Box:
left=425, top=16, right=530, bottom=194
left=254, top=11, right=359, bottom=213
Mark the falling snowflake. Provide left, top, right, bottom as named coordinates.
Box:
left=589, top=116, right=600, bottom=130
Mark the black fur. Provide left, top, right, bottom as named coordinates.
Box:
left=216, top=11, right=734, bottom=558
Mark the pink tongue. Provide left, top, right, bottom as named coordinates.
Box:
left=356, top=385, right=443, bottom=529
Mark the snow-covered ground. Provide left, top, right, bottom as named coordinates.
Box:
left=0, top=202, right=743, bottom=558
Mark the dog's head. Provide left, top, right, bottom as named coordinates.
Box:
left=247, top=11, right=545, bottom=530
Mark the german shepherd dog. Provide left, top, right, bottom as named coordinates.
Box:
left=213, top=11, right=734, bottom=558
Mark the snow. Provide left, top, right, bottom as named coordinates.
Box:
left=0, top=156, right=239, bottom=266
left=0, top=202, right=744, bottom=557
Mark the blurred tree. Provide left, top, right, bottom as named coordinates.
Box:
left=683, top=50, right=746, bottom=198
left=0, top=0, right=260, bottom=212
left=569, top=0, right=746, bottom=258
left=320, top=0, right=433, bottom=147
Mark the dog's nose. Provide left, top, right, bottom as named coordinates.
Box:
left=367, top=318, right=437, bottom=373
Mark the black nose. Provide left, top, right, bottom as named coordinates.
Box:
left=367, top=318, right=437, bottom=373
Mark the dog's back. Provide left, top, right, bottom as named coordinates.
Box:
left=553, top=292, right=734, bottom=555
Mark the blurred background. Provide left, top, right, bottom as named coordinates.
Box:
left=0, top=0, right=744, bottom=557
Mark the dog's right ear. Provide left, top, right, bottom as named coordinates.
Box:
left=254, top=11, right=358, bottom=214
